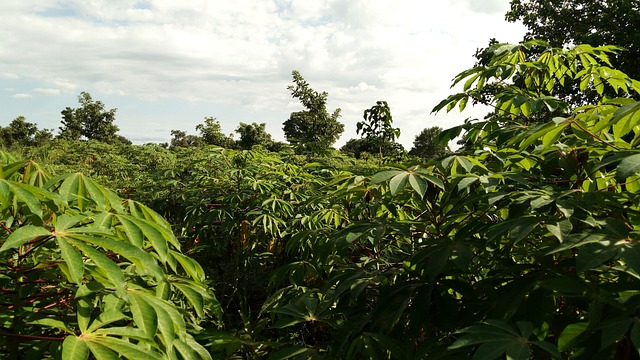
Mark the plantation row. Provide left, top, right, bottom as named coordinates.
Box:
left=2, top=41, right=640, bottom=359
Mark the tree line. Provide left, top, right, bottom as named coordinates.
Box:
left=2, top=76, right=448, bottom=162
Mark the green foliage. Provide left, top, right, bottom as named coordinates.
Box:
left=235, top=122, right=273, bottom=150
left=355, top=101, right=403, bottom=163
left=59, top=92, right=121, bottom=143
left=0, top=152, right=216, bottom=359
left=10, top=42, right=640, bottom=360
left=248, top=42, right=640, bottom=359
left=506, top=0, right=640, bottom=82
left=408, top=126, right=449, bottom=161
left=340, top=137, right=405, bottom=162
left=0, top=116, right=53, bottom=148
left=170, top=129, right=204, bottom=148
left=196, top=117, right=235, bottom=148
left=283, top=71, right=344, bottom=156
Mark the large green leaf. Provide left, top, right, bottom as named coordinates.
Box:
left=69, top=239, right=126, bottom=297
left=0, top=180, right=44, bottom=219
left=62, top=336, right=90, bottom=360
left=57, top=236, right=84, bottom=284
left=558, top=322, right=588, bottom=352
left=88, top=335, right=161, bottom=359
left=0, top=225, right=51, bottom=252
left=616, top=153, right=640, bottom=181
left=127, top=290, right=158, bottom=339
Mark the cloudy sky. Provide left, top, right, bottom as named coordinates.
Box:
left=0, top=0, right=526, bottom=147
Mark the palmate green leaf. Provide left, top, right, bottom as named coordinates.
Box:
left=616, top=154, right=640, bottom=182
left=505, top=342, right=530, bottom=360
left=133, top=290, right=187, bottom=338
left=408, top=174, right=427, bottom=198
left=68, top=239, right=126, bottom=297
left=370, top=170, right=404, bottom=184
left=546, top=220, right=573, bottom=243
left=457, top=176, right=478, bottom=191
left=576, top=242, right=618, bottom=273
left=93, top=327, right=149, bottom=341
left=127, top=290, right=158, bottom=339
left=56, top=214, right=89, bottom=231
left=57, top=236, right=84, bottom=284
left=599, top=317, right=633, bottom=349
left=172, top=282, right=205, bottom=318
left=185, top=335, right=213, bottom=360
left=62, top=336, right=90, bottom=360
left=84, top=341, right=120, bottom=360
left=619, top=243, right=640, bottom=278
left=472, top=341, right=513, bottom=360
left=0, top=225, right=51, bottom=252
left=117, top=215, right=145, bottom=248
left=87, top=309, right=129, bottom=333
left=63, top=232, right=166, bottom=281
left=0, top=161, right=26, bottom=180
left=174, top=338, right=207, bottom=360
left=169, top=250, right=205, bottom=281
left=558, top=322, right=588, bottom=352
left=518, top=121, right=567, bottom=150
left=389, top=172, right=409, bottom=195
left=153, top=302, right=176, bottom=350
left=87, top=335, right=161, bottom=359
left=77, top=297, right=92, bottom=334
left=125, top=199, right=173, bottom=230
left=0, top=180, right=44, bottom=219
left=55, top=173, right=90, bottom=211
left=29, top=317, right=74, bottom=334
left=22, top=160, right=52, bottom=187
left=116, top=215, right=176, bottom=262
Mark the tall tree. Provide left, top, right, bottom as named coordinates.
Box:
left=196, top=117, right=235, bottom=148
left=235, top=122, right=273, bottom=150
left=59, top=107, right=83, bottom=140
left=0, top=116, right=52, bottom=148
left=356, top=101, right=402, bottom=163
left=169, top=129, right=203, bottom=148
left=283, top=70, right=344, bottom=156
left=409, top=126, right=449, bottom=160
left=58, top=92, right=121, bottom=142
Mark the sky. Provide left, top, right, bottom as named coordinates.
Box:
left=0, top=0, right=527, bottom=148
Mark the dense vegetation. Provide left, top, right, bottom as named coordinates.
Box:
left=3, top=2, right=640, bottom=359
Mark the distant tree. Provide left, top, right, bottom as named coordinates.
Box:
left=0, top=116, right=53, bottom=148
left=283, top=70, right=344, bottom=156
left=409, top=126, right=449, bottom=160
left=235, top=122, right=273, bottom=149
left=267, top=141, right=290, bottom=153
left=341, top=137, right=405, bottom=160
left=58, top=92, right=121, bottom=142
left=356, top=101, right=402, bottom=163
left=169, top=129, right=203, bottom=148
left=196, top=117, right=235, bottom=148
left=58, top=107, right=83, bottom=140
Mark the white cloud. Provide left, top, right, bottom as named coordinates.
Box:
left=13, top=93, right=33, bottom=99
left=0, top=0, right=527, bottom=147
left=34, top=88, right=61, bottom=96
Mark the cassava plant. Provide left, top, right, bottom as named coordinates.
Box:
left=0, top=152, right=219, bottom=359
left=261, top=41, right=640, bottom=359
